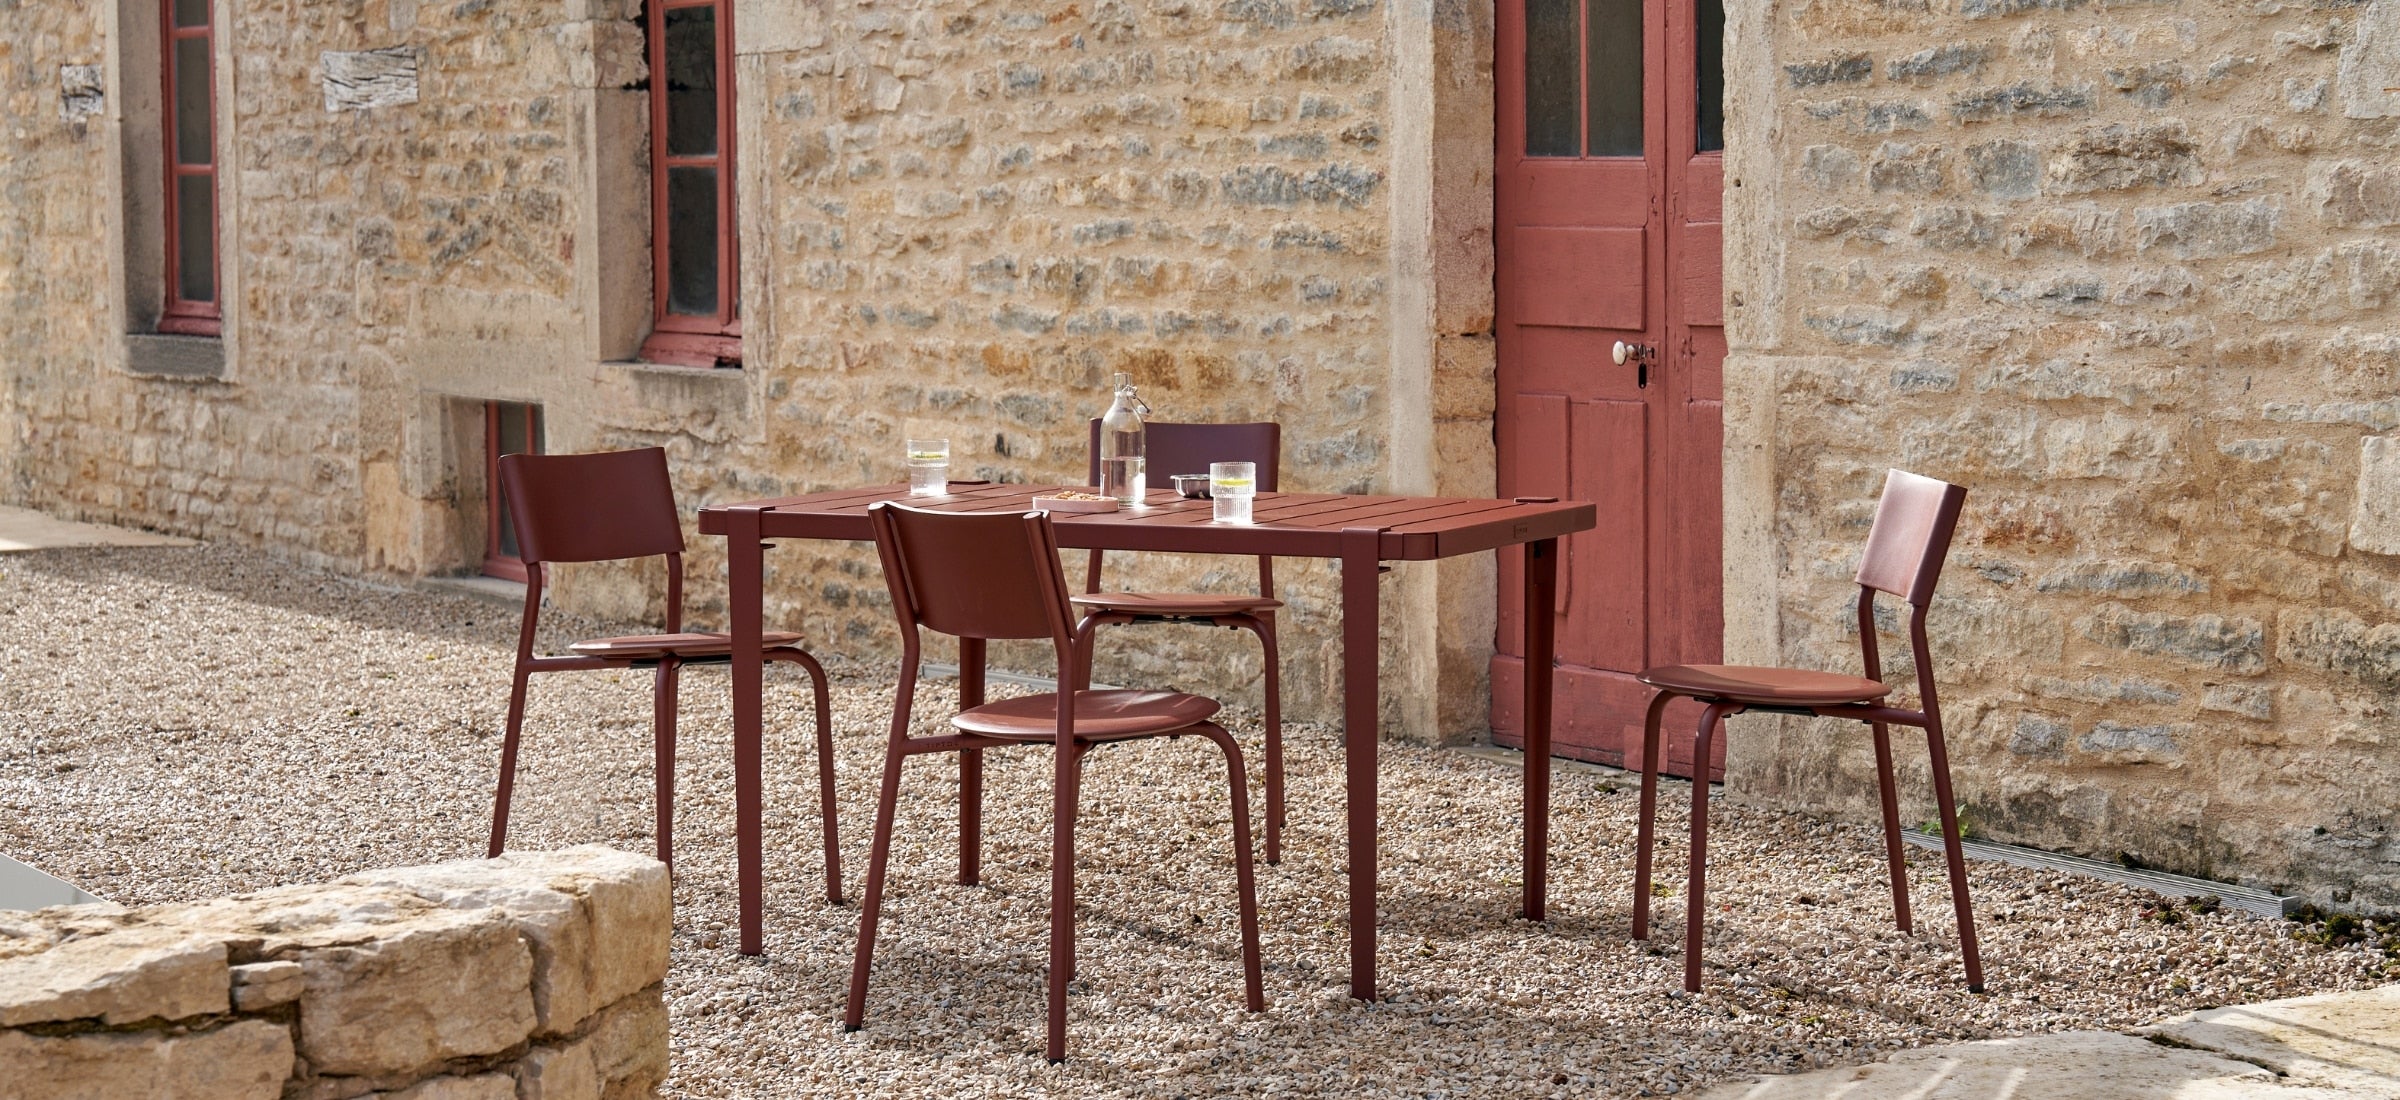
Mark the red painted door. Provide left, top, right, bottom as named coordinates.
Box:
left=1492, top=0, right=1726, bottom=778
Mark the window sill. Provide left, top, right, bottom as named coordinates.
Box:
left=124, top=333, right=226, bottom=381
left=639, top=329, right=741, bottom=369
left=605, top=358, right=751, bottom=415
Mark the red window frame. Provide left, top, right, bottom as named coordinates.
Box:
left=160, top=0, right=220, bottom=337
left=641, top=0, right=741, bottom=368
left=482, top=402, right=543, bottom=583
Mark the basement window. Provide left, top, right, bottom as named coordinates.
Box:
left=482, top=401, right=544, bottom=583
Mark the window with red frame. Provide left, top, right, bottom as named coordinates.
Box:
left=161, top=0, right=219, bottom=336
left=482, top=402, right=544, bottom=583
left=641, top=0, right=740, bottom=368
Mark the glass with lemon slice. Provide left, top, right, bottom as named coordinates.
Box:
left=1210, top=461, right=1256, bottom=523
left=905, top=438, right=949, bottom=496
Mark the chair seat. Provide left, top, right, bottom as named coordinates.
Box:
left=569, top=630, right=805, bottom=661
left=1638, top=664, right=1891, bottom=707
left=1070, top=591, right=1283, bottom=618
left=951, top=689, right=1222, bottom=740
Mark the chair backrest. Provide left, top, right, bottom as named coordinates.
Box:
left=868, top=502, right=1077, bottom=645
left=1085, top=420, right=1282, bottom=492
left=1854, top=469, right=1967, bottom=607
left=497, top=448, right=686, bottom=565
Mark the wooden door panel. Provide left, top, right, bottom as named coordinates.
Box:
left=1510, top=160, right=1652, bottom=222
left=1506, top=326, right=1646, bottom=398
left=1564, top=399, right=1644, bottom=669
left=1512, top=227, right=1647, bottom=330
left=1676, top=220, right=1723, bottom=326
left=1514, top=393, right=1574, bottom=616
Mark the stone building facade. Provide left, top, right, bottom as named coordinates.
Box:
left=1, top=0, right=2397, bottom=908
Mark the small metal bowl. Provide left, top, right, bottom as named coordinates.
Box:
left=1171, top=474, right=1212, bottom=499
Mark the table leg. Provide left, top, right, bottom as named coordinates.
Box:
left=1340, top=527, right=1382, bottom=1001
left=959, top=637, right=986, bottom=886
left=730, top=508, right=767, bottom=956
left=1522, top=537, right=1558, bottom=922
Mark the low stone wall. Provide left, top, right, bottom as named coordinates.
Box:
left=0, top=846, right=669, bottom=1100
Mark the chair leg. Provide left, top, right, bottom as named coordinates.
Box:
left=1629, top=691, right=1673, bottom=940
left=1870, top=721, right=1911, bottom=932
left=488, top=662, right=535, bottom=859
left=843, top=740, right=910, bottom=1032
left=1235, top=613, right=1284, bottom=865
left=1925, top=719, right=1985, bottom=992
left=791, top=650, right=845, bottom=904
left=1045, top=737, right=1086, bottom=1063
left=1684, top=703, right=1732, bottom=994
left=1193, top=724, right=1266, bottom=1011
left=652, top=661, right=679, bottom=871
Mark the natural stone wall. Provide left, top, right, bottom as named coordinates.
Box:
left=0, top=845, right=669, bottom=1100
left=1725, top=0, right=2400, bottom=907
left=0, top=0, right=1497, bottom=740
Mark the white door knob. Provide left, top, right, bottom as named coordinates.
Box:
left=1612, top=341, right=1631, bottom=365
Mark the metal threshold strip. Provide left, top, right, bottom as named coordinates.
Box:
left=1902, top=830, right=2298, bottom=918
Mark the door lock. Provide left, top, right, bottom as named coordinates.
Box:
left=1612, top=341, right=1656, bottom=388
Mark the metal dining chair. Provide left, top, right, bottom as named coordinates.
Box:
left=488, top=447, right=843, bottom=904
left=1080, top=420, right=1290, bottom=862
left=845, top=501, right=1265, bottom=1062
left=1630, top=469, right=1982, bottom=993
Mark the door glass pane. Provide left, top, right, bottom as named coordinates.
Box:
left=174, top=37, right=212, bottom=165
left=666, top=166, right=719, bottom=316
left=173, top=0, right=209, bottom=27
left=175, top=174, right=214, bottom=303
left=663, top=5, right=719, bottom=158
left=1695, top=0, right=1724, bottom=153
left=1524, top=0, right=1579, bottom=157
left=1587, top=0, right=1642, bottom=156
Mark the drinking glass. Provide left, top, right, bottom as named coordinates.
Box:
left=1211, top=461, right=1255, bottom=524
left=906, top=438, right=950, bottom=496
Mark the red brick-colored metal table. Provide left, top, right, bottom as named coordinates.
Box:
left=700, top=483, right=1595, bottom=1000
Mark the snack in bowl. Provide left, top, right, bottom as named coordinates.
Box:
left=1031, top=489, right=1121, bottom=513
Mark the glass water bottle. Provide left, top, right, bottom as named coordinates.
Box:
left=1098, top=372, right=1148, bottom=505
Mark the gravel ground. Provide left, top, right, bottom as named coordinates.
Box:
left=1, top=543, right=2386, bottom=1098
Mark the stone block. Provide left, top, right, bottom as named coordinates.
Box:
left=2279, top=608, right=2400, bottom=692
left=1887, top=43, right=1991, bottom=84
left=2350, top=435, right=2400, bottom=556
left=0, top=927, right=229, bottom=1027
left=2336, top=0, right=2400, bottom=119
left=581, top=986, right=669, bottom=1098
left=1950, top=82, right=2091, bottom=123
left=294, top=916, right=536, bottom=1077
left=0, top=1018, right=293, bottom=1100
left=2077, top=721, right=2184, bottom=763
left=230, top=960, right=304, bottom=1012
left=1964, top=139, right=2037, bottom=198
left=2047, top=122, right=2201, bottom=193
left=1867, top=142, right=1947, bottom=193
left=516, top=1038, right=603, bottom=1100
left=1696, top=1030, right=2297, bottom=1099
left=2132, top=200, right=2279, bottom=260
left=1785, top=53, right=1872, bottom=87
left=2079, top=605, right=2265, bottom=674
left=378, top=1075, right=517, bottom=1100
left=2319, top=161, right=2400, bottom=229
left=2143, top=984, right=2400, bottom=1094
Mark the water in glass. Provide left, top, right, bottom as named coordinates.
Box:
left=906, top=438, right=949, bottom=496
left=1211, top=461, right=1255, bottom=524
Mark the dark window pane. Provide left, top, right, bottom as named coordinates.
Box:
left=666, top=166, right=719, bottom=316
left=1587, top=0, right=1643, bottom=156
left=663, top=6, right=719, bottom=158
left=1524, top=0, right=1579, bottom=157
left=175, top=174, right=214, bottom=304
left=174, top=37, right=212, bottom=165
left=1696, top=0, right=1724, bottom=153
left=174, top=0, right=209, bottom=27
left=491, top=403, right=539, bottom=560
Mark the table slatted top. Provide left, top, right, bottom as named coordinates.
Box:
left=698, top=483, right=1594, bottom=561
